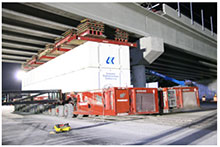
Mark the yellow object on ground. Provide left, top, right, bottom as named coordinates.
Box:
left=49, top=131, right=56, bottom=134
left=54, top=123, right=71, bottom=133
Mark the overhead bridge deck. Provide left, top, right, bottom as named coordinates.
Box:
left=2, top=3, right=217, bottom=82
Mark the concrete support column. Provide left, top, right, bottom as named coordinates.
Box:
left=132, top=65, right=146, bottom=87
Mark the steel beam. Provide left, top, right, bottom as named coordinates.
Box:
left=2, top=54, right=31, bottom=60
left=2, top=48, right=37, bottom=56
left=2, top=89, right=62, bottom=94
left=2, top=23, right=61, bottom=39
left=157, top=72, right=205, bottom=80
left=151, top=71, right=199, bottom=80
left=198, top=61, right=217, bottom=69
left=2, top=100, right=58, bottom=105
left=2, top=42, right=43, bottom=51
left=147, top=66, right=214, bottom=78
left=151, top=62, right=217, bottom=76
left=2, top=8, right=77, bottom=31
left=156, top=58, right=216, bottom=72
left=146, top=71, right=197, bottom=81
left=163, top=46, right=217, bottom=66
left=2, top=59, right=26, bottom=64
left=2, top=34, right=52, bottom=45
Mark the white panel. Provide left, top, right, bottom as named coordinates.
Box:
left=120, top=45, right=130, bottom=70
left=99, top=69, right=121, bottom=89
left=146, top=82, right=159, bottom=88
left=120, top=69, right=131, bottom=87
left=22, top=41, right=131, bottom=92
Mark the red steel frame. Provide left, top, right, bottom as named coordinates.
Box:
left=38, top=55, right=56, bottom=60
left=23, top=32, right=137, bottom=70
left=76, top=36, right=136, bottom=47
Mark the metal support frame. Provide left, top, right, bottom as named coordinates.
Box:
left=38, top=55, right=56, bottom=60
left=177, top=2, right=181, bottom=17
left=77, top=36, right=136, bottom=47
left=201, top=9, right=204, bottom=31
left=2, top=100, right=58, bottom=105
left=210, top=16, right=213, bottom=35
left=2, top=89, right=62, bottom=105
left=23, top=32, right=137, bottom=70
left=190, top=3, right=194, bottom=25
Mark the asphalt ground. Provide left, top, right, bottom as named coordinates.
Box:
left=2, top=102, right=217, bottom=145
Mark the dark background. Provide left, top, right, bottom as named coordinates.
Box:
left=1, top=2, right=217, bottom=91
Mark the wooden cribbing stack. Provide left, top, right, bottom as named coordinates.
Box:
left=115, top=28, right=129, bottom=42
left=77, top=19, right=106, bottom=38
left=55, top=29, right=77, bottom=44
left=62, top=29, right=77, bottom=37
left=21, top=18, right=135, bottom=71
left=38, top=44, right=54, bottom=58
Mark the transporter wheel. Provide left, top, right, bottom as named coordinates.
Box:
left=73, top=114, right=78, bottom=118
left=64, top=104, right=74, bottom=118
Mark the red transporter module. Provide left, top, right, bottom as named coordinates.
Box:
left=72, top=87, right=159, bottom=116
left=159, top=87, right=200, bottom=113
left=129, top=88, right=159, bottom=115
left=74, top=87, right=130, bottom=116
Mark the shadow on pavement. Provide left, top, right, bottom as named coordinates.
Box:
left=127, top=111, right=217, bottom=145
left=71, top=122, right=112, bottom=131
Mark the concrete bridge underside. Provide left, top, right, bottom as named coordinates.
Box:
left=2, top=3, right=217, bottom=83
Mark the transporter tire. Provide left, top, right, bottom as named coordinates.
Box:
left=14, top=105, right=19, bottom=112
left=64, top=104, right=73, bottom=118
left=51, top=108, right=56, bottom=116
left=48, top=108, right=52, bottom=115
left=58, top=105, right=64, bottom=117
left=55, top=106, right=59, bottom=116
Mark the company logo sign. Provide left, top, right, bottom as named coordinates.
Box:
left=120, top=93, right=126, bottom=98
left=106, top=57, right=115, bottom=64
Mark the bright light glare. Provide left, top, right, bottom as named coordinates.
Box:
left=16, top=70, right=26, bottom=80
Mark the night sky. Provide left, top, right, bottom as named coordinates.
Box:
left=1, top=2, right=217, bottom=91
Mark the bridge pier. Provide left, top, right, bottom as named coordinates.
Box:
left=132, top=65, right=146, bottom=87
